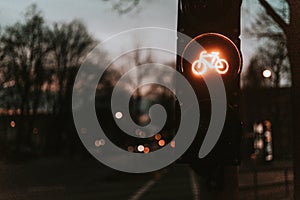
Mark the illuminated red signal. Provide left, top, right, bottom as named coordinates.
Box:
left=177, top=32, right=243, bottom=166
left=180, top=33, right=242, bottom=78
left=191, top=51, right=229, bottom=75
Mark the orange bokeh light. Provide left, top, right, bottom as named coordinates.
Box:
left=143, top=147, right=150, bottom=154
left=10, top=121, right=16, bottom=128
left=158, top=140, right=165, bottom=147
left=154, top=134, right=162, bottom=141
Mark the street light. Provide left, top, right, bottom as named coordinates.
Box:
left=263, top=69, right=272, bottom=78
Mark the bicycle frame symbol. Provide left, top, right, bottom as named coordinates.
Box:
left=192, top=51, right=229, bottom=75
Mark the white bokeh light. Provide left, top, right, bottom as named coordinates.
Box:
left=263, top=69, right=272, bottom=78
left=137, top=145, right=145, bottom=152
left=115, top=112, right=123, bottom=119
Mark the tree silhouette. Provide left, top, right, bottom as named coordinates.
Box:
left=243, top=7, right=291, bottom=88
left=0, top=5, right=99, bottom=156
left=103, top=0, right=140, bottom=14
left=257, top=1, right=300, bottom=198
left=0, top=5, right=52, bottom=155
left=0, top=5, right=50, bottom=115
left=243, top=41, right=290, bottom=89
left=49, top=20, right=96, bottom=115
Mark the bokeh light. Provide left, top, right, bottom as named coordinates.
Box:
left=143, top=147, right=150, bottom=154
left=158, top=140, right=165, bottom=147
left=263, top=69, right=272, bottom=78
left=115, top=111, right=123, bottom=119
left=10, top=120, right=16, bottom=128
left=137, top=145, right=145, bottom=152
left=154, top=134, right=162, bottom=140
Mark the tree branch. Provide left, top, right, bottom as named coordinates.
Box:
left=111, top=0, right=140, bottom=14
left=259, top=0, right=289, bottom=33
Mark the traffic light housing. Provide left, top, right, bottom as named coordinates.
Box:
left=176, top=0, right=243, bottom=173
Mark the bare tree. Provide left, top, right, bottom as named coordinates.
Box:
left=36, top=20, right=97, bottom=155
left=0, top=5, right=50, bottom=115
left=0, top=5, right=52, bottom=154
left=49, top=20, right=96, bottom=115
left=257, top=0, right=300, bottom=198
left=243, top=5, right=292, bottom=87
left=103, top=0, right=140, bottom=14
left=0, top=5, right=98, bottom=156
left=243, top=40, right=290, bottom=88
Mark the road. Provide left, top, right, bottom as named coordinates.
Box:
left=0, top=157, right=294, bottom=200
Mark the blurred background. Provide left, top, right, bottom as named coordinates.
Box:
left=0, top=0, right=295, bottom=199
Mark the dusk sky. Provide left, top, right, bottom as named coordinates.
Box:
left=0, top=0, right=287, bottom=79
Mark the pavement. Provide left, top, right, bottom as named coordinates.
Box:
left=239, top=159, right=294, bottom=200
left=0, top=156, right=294, bottom=200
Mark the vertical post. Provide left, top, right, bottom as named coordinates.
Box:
left=177, top=0, right=242, bottom=199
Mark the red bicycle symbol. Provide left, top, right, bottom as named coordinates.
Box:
left=191, top=51, right=229, bottom=75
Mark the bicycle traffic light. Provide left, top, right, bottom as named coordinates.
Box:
left=176, top=0, right=243, bottom=171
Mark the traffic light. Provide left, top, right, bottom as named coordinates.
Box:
left=176, top=0, right=243, bottom=179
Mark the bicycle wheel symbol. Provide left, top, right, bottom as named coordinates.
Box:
left=215, top=59, right=229, bottom=74
left=192, top=59, right=207, bottom=75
